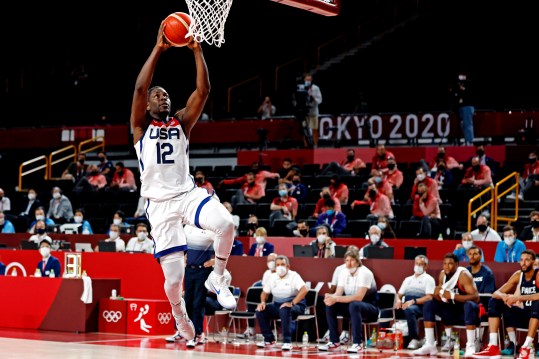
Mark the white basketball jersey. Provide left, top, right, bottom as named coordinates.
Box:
left=135, top=117, right=195, bottom=201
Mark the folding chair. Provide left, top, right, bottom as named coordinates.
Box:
left=228, top=287, right=272, bottom=343
left=205, top=286, right=240, bottom=342
left=362, top=291, right=397, bottom=347
left=294, top=288, right=320, bottom=345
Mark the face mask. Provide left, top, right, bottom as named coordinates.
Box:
left=248, top=181, right=255, bottom=187
left=368, top=190, right=377, bottom=199
left=255, top=236, right=265, bottom=244
left=137, top=232, right=147, bottom=241
left=117, top=171, right=124, bottom=176
left=39, top=247, right=51, bottom=257
left=317, top=234, right=327, bottom=243
left=414, top=265, right=424, bottom=275
left=36, top=228, right=45, bottom=235
left=387, top=164, right=395, bottom=170
left=109, top=231, right=119, bottom=240
left=532, top=220, right=539, bottom=228
left=113, top=219, right=122, bottom=225
left=477, top=224, right=487, bottom=232
left=99, top=157, right=105, bottom=162
left=326, top=209, right=335, bottom=216
left=458, top=75, right=466, bottom=81
left=476, top=150, right=485, bottom=157
left=28, top=193, right=36, bottom=200
left=438, top=166, right=446, bottom=172
left=529, top=157, right=537, bottom=164
left=304, top=81, right=311, bottom=87
left=348, top=267, right=357, bottom=274
left=416, top=174, right=425, bottom=181
left=374, top=177, right=382, bottom=183
left=74, top=216, right=83, bottom=223
left=504, top=236, right=515, bottom=246
left=377, top=222, right=386, bottom=230
left=472, top=165, right=480, bottom=172
left=299, top=229, right=308, bottom=236
left=370, top=234, right=380, bottom=244
left=278, top=189, right=288, bottom=197
left=52, top=192, right=61, bottom=199
left=347, top=155, right=354, bottom=161
left=322, top=193, right=330, bottom=200
left=36, top=215, right=45, bottom=221
left=437, top=153, right=445, bottom=159
left=195, top=177, right=203, bottom=183
left=462, top=241, right=473, bottom=250
left=276, top=266, right=287, bottom=277
left=267, top=261, right=275, bottom=271
left=292, top=180, right=300, bottom=186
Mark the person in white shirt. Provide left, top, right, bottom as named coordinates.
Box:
left=470, top=215, right=501, bottom=242
left=125, top=223, right=153, bottom=253
left=255, top=255, right=308, bottom=351
left=395, top=255, right=436, bottom=350
left=318, top=249, right=379, bottom=353
left=0, top=188, right=11, bottom=213
left=95, top=224, right=125, bottom=252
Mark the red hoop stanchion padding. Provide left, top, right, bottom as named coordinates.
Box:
left=270, top=0, right=340, bottom=16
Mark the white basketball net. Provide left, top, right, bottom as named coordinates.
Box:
left=185, top=0, right=234, bottom=48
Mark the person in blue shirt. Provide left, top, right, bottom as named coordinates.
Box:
left=494, top=225, right=526, bottom=263
left=73, top=208, right=93, bottom=234
left=454, top=232, right=484, bottom=262
left=314, top=198, right=347, bottom=237
left=0, top=211, right=15, bottom=233
left=230, top=239, right=244, bottom=256
left=36, top=238, right=61, bottom=277
left=28, top=206, right=55, bottom=233
left=466, top=245, right=495, bottom=294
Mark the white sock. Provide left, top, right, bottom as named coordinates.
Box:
left=426, top=328, right=435, bottom=345
left=490, top=333, right=498, bottom=346
left=508, top=331, right=517, bottom=345
left=466, top=329, right=476, bottom=346
left=523, top=336, right=533, bottom=348
left=445, top=327, right=452, bottom=338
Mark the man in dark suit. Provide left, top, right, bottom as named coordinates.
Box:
left=18, top=188, right=42, bottom=226
left=519, top=210, right=539, bottom=241
left=36, top=238, right=61, bottom=277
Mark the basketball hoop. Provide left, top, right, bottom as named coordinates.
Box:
left=184, top=0, right=234, bottom=47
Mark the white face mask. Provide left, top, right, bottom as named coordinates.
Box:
left=39, top=247, right=51, bottom=257
left=504, top=236, right=515, bottom=246
left=317, top=234, right=327, bottom=243
left=255, top=236, right=265, bottom=244
left=462, top=241, right=473, bottom=250
left=36, top=215, right=45, bottom=221
left=52, top=192, right=61, bottom=199
left=414, top=265, right=424, bottom=275
left=275, top=266, right=287, bottom=277
left=137, top=232, right=147, bottom=241
left=74, top=216, right=83, bottom=224
left=416, top=174, right=425, bottom=181
left=369, top=234, right=380, bottom=244
left=28, top=193, right=36, bottom=200
left=109, top=231, right=119, bottom=240
left=348, top=267, right=357, bottom=274
left=267, top=261, right=275, bottom=271
left=113, top=219, right=122, bottom=225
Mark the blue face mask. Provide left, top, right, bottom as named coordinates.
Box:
left=278, top=189, right=288, bottom=197
left=326, top=209, right=335, bottom=216
left=304, top=81, right=311, bottom=87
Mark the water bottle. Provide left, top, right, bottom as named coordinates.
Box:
left=453, top=335, right=460, bottom=359
left=302, top=331, right=309, bottom=348
left=219, top=327, right=228, bottom=343
left=394, top=329, right=401, bottom=351
left=438, top=233, right=443, bottom=241
left=35, top=268, right=42, bottom=277
left=441, top=331, right=447, bottom=344
left=11, top=268, right=17, bottom=276
left=370, top=328, right=377, bottom=347
left=49, top=269, right=55, bottom=278
left=504, top=335, right=510, bottom=349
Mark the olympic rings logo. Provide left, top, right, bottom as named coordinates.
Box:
left=158, top=312, right=172, bottom=324
left=102, top=310, right=123, bottom=323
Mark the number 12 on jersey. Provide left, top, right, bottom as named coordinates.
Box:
left=156, top=142, right=174, bottom=164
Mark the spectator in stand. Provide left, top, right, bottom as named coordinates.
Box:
left=242, top=214, right=259, bottom=237
left=430, top=159, right=454, bottom=190
left=369, top=169, right=394, bottom=204
left=385, top=157, right=404, bottom=189
left=0, top=211, right=15, bottom=233
left=371, top=144, right=395, bottom=174
left=125, top=223, right=153, bottom=253
left=410, top=182, right=441, bottom=239
left=329, top=174, right=349, bottom=205
left=277, top=157, right=297, bottom=181
left=409, top=166, right=441, bottom=205
left=28, top=220, right=53, bottom=244
left=95, top=223, right=126, bottom=252
left=508, top=151, right=539, bottom=201
left=62, top=153, right=88, bottom=183
left=229, top=172, right=265, bottom=209
left=312, top=187, right=341, bottom=219
left=351, top=182, right=394, bottom=221
left=359, top=225, right=389, bottom=258
left=493, top=225, right=526, bottom=263
left=0, top=188, right=11, bottom=213
left=97, top=150, right=114, bottom=182
left=71, top=208, right=93, bottom=235
left=221, top=200, right=244, bottom=256
left=470, top=215, right=501, bottom=242
left=288, top=173, right=308, bottom=204
left=292, top=219, right=311, bottom=238
left=110, top=210, right=132, bottom=234
left=519, top=210, right=539, bottom=241
left=18, top=188, right=42, bottom=225
left=194, top=170, right=214, bottom=192
left=248, top=227, right=274, bottom=257
left=220, top=161, right=279, bottom=193
left=28, top=207, right=55, bottom=234
left=429, top=146, right=460, bottom=172
left=459, top=156, right=493, bottom=190
left=258, top=96, right=276, bottom=120
left=269, top=183, right=298, bottom=228
left=73, top=164, right=108, bottom=192
left=36, top=237, right=61, bottom=277
left=461, top=143, right=497, bottom=176
left=301, top=73, right=323, bottom=149
left=376, top=216, right=396, bottom=239
left=315, top=198, right=347, bottom=237
left=319, top=149, right=367, bottom=177
left=454, top=232, right=484, bottom=262
left=309, top=224, right=336, bottom=258
left=109, top=162, right=137, bottom=191
left=47, top=187, right=74, bottom=224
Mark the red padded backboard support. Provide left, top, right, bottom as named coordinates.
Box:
left=270, top=0, right=340, bottom=16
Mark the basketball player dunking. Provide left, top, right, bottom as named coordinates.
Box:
left=130, top=20, right=236, bottom=341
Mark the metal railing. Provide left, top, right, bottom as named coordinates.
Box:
left=48, top=145, right=77, bottom=180
left=18, top=156, right=48, bottom=192
left=493, top=172, right=519, bottom=230
left=227, top=76, right=262, bottom=114
left=78, top=135, right=105, bottom=156
left=467, top=186, right=495, bottom=232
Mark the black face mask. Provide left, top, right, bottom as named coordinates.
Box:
left=248, top=223, right=258, bottom=230
left=36, top=228, right=46, bottom=235
left=529, top=157, right=537, bottom=164
left=472, top=165, right=480, bottom=172
left=387, top=164, right=396, bottom=170
left=347, top=155, right=354, bottom=162
left=322, top=193, right=330, bottom=200
left=78, top=159, right=85, bottom=165
left=437, top=153, right=445, bottom=159
left=476, top=150, right=485, bottom=157
left=369, top=190, right=377, bottom=198
left=477, top=224, right=487, bottom=232
left=90, top=171, right=99, bottom=176
left=99, top=157, right=105, bottom=162
left=299, top=229, right=309, bottom=236
left=117, top=171, right=123, bottom=176
left=438, top=166, right=446, bottom=172
left=195, top=177, right=203, bottom=183
left=532, top=220, right=539, bottom=228
left=292, top=180, right=300, bottom=185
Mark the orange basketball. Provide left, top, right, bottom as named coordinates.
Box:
left=163, top=12, right=192, bottom=47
